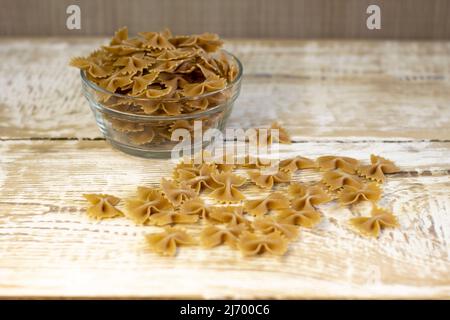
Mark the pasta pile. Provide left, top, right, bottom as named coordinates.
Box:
left=70, top=27, right=240, bottom=148
left=83, top=126, right=401, bottom=257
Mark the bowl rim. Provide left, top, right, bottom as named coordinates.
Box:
left=81, top=49, right=242, bottom=96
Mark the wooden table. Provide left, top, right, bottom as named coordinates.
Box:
left=0, top=38, right=449, bottom=299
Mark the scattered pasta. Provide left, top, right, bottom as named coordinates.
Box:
left=276, top=207, right=322, bottom=228
left=200, top=223, right=248, bottom=248
left=317, top=156, right=359, bottom=174
left=124, top=187, right=172, bottom=224
left=288, top=183, right=332, bottom=211
left=279, top=156, right=316, bottom=172
left=160, top=178, right=198, bottom=206
left=248, top=168, right=291, bottom=189
left=146, top=227, right=196, bottom=256
left=208, top=206, right=249, bottom=225
left=83, top=194, right=123, bottom=219
left=244, top=192, right=290, bottom=216
left=338, top=182, right=382, bottom=206
left=357, top=154, right=400, bottom=183
left=82, top=141, right=402, bottom=255
left=321, top=169, right=364, bottom=191
left=209, top=172, right=246, bottom=202
left=252, top=216, right=299, bottom=240
left=349, top=205, right=399, bottom=238
left=237, top=231, right=289, bottom=256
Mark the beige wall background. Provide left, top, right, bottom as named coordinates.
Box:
left=0, top=0, right=449, bottom=39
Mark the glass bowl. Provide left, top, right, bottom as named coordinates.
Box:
left=80, top=50, right=243, bottom=158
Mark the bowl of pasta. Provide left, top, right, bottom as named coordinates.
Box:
left=72, top=27, right=242, bottom=158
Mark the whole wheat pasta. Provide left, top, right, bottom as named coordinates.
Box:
left=83, top=194, right=123, bottom=219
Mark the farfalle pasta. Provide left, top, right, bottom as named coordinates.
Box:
left=179, top=198, right=210, bottom=219
left=317, top=156, right=359, bottom=174
left=148, top=209, right=199, bottom=226
left=276, top=207, right=322, bottom=228
left=79, top=135, right=405, bottom=257
left=349, top=205, right=399, bottom=238
left=124, top=187, right=172, bottom=224
left=279, top=156, right=316, bottom=173
left=146, top=227, right=196, bottom=256
left=321, top=169, right=363, bottom=191
left=357, top=154, right=400, bottom=183
left=288, top=183, right=332, bottom=211
left=252, top=216, right=299, bottom=240
left=244, top=192, right=290, bottom=216
left=237, top=231, right=289, bottom=256
left=208, top=206, right=249, bottom=225
left=209, top=172, right=246, bottom=202
left=200, top=223, right=247, bottom=248
left=248, top=168, right=291, bottom=189
left=338, top=182, right=382, bottom=206
left=160, top=178, right=198, bottom=206
left=174, top=163, right=218, bottom=193
left=83, top=194, right=123, bottom=219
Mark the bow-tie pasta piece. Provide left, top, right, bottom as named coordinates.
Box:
left=172, top=160, right=203, bottom=180
left=69, top=57, right=113, bottom=78
left=317, top=156, right=360, bottom=174
left=200, top=223, right=248, bottom=249
left=180, top=198, right=210, bottom=219
left=276, top=207, right=321, bottom=228
left=237, top=231, right=289, bottom=256
left=110, top=26, right=128, bottom=45
left=202, top=151, right=236, bottom=173
left=208, top=206, right=249, bottom=225
left=99, top=73, right=134, bottom=93
left=358, top=154, right=400, bottom=183
left=209, top=172, right=246, bottom=203
left=338, top=182, right=382, bottom=206
left=175, top=163, right=218, bottom=193
left=146, top=227, right=196, bottom=256
left=196, top=33, right=224, bottom=52
left=322, top=169, right=364, bottom=191
left=248, top=168, right=291, bottom=189
left=148, top=209, right=199, bottom=226
left=252, top=216, right=299, bottom=240
left=154, top=59, right=185, bottom=73
left=161, top=178, right=198, bottom=206
left=269, top=122, right=292, bottom=144
left=131, top=71, right=160, bottom=96
left=349, top=206, right=399, bottom=238
left=107, top=117, right=145, bottom=133
left=244, top=192, right=290, bottom=216
left=182, top=76, right=227, bottom=97
left=156, top=48, right=197, bottom=61
left=83, top=194, right=123, bottom=219
left=139, top=30, right=175, bottom=50
left=214, top=51, right=239, bottom=82
left=279, top=156, right=316, bottom=173
left=239, top=155, right=273, bottom=169
left=128, top=126, right=156, bottom=145
left=288, top=183, right=333, bottom=211
left=114, top=55, right=155, bottom=75
left=124, top=187, right=172, bottom=224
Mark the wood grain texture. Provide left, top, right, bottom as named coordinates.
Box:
left=1, top=0, right=450, bottom=39
left=0, top=38, right=449, bottom=299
